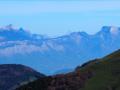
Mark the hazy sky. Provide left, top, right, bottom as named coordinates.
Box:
left=0, top=0, right=120, bottom=37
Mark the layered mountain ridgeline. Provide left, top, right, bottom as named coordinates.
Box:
left=0, top=64, right=45, bottom=90
left=16, top=50, right=120, bottom=90
left=0, top=25, right=120, bottom=74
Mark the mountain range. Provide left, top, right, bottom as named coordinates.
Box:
left=0, top=25, right=120, bottom=75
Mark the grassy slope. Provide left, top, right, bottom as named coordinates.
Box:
left=80, top=50, right=120, bottom=90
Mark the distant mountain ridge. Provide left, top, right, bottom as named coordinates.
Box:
left=0, top=25, right=120, bottom=75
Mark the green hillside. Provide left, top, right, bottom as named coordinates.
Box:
left=79, top=49, right=120, bottom=90
left=16, top=49, right=120, bottom=90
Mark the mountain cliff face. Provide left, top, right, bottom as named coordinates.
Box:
left=0, top=64, right=45, bottom=90
left=0, top=25, right=120, bottom=74
left=16, top=49, right=120, bottom=90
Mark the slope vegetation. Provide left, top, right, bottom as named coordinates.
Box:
left=16, top=49, right=120, bottom=90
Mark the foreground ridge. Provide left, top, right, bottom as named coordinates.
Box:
left=16, top=49, right=120, bottom=90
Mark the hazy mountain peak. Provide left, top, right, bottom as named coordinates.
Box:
left=110, top=26, right=120, bottom=35
left=0, top=25, right=33, bottom=41
left=0, top=24, right=16, bottom=31
left=0, top=24, right=30, bottom=34
left=70, top=31, right=89, bottom=41
left=5, top=24, right=13, bottom=30
left=99, top=26, right=119, bottom=33
left=99, top=26, right=111, bottom=33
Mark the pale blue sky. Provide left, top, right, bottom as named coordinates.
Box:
left=0, top=0, right=120, bottom=36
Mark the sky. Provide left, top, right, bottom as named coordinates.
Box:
left=0, top=0, right=120, bottom=37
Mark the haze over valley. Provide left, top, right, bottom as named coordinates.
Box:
left=0, top=25, right=120, bottom=75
